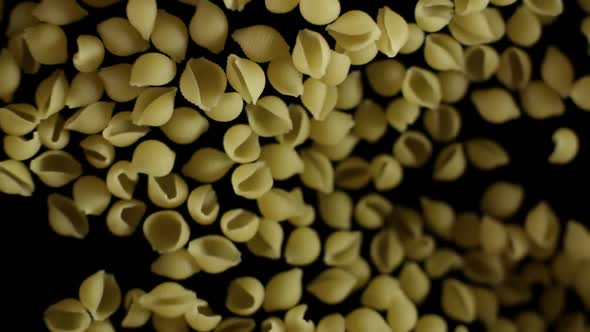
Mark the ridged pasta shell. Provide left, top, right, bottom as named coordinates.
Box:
left=106, top=199, right=146, bottom=236
left=189, top=0, right=227, bottom=54
left=519, top=80, right=565, bottom=119
left=471, top=88, right=520, bottom=124
left=300, top=148, right=334, bottom=194
left=185, top=300, right=222, bottom=332
left=182, top=147, right=235, bottom=183
left=131, top=140, right=176, bottom=177
left=187, top=185, right=219, bottom=226
left=30, top=150, right=82, bottom=187
left=148, top=173, right=189, bottom=209
left=324, top=230, right=362, bottom=266
left=0, top=103, right=39, bottom=136
left=496, top=47, right=532, bottom=90
left=232, top=25, right=290, bottom=63
left=0, top=48, right=20, bottom=103
left=424, top=33, right=465, bottom=71
left=23, top=23, right=68, bottom=64
left=301, top=78, right=338, bottom=121
left=126, top=0, right=157, bottom=40
left=370, top=229, right=405, bottom=273
left=143, top=210, right=190, bottom=253
left=549, top=127, right=579, bottom=165
left=327, top=10, right=380, bottom=52
left=265, top=0, right=298, bottom=14
left=291, top=29, right=331, bottom=79
left=257, top=188, right=304, bottom=222
left=402, top=66, right=441, bottom=109
left=455, top=0, right=490, bottom=15
left=33, top=0, right=88, bottom=25
left=139, top=282, right=197, bottom=318
left=284, top=226, right=321, bottom=266
left=385, top=97, right=421, bottom=133
left=415, top=0, right=455, bottom=32
left=345, top=308, right=390, bottom=332
left=188, top=235, right=242, bottom=273
left=130, top=53, right=177, bottom=87
left=433, top=143, right=467, bottom=182
left=222, top=124, right=260, bottom=163
left=66, top=72, right=104, bottom=109
left=44, top=298, right=91, bottom=332
left=131, top=87, right=177, bottom=126
left=3, top=132, right=41, bottom=161
left=98, top=64, right=144, bottom=103
left=299, top=0, right=340, bottom=25
left=72, top=175, right=111, bottom=216
left=393, top=130, right=433, bottom=168
left=246, top=219, right=284, bottom=259
left=151, top=10, right=188, bottom=62
left=425, top=249, right=463, bottom=279
left=227, top=54, right=265, bottom=105
left=376, top=6, right=409, bottom=57
left=506, top=6, right=542, bottom=47
left=321, top=50, right=351, bottom=87
left=541, top=46, right=574, bottom=97
left=161, top=107, right=208, bottom=145
left=220, top=209, right=260, bottom=242
left=307, top=268, right=357, bottom=304
left=6, top=32, right=41, bottom=74
left=462, top=251, right=505, bottom=285
left=267, top=57, right=304, bottom=97
left=225, top=277, right=265, bottom=316
left=97, top=17, right=149, bottom=56
left=570, top=75, right=590, bottom=111
left=245, top=95, right=292, bottom=137
left=464, top=45, right=499, bottom=82
left=439, top=70, right=469, bottom=103
left=65, top=102, right=114, bottom=134
left=179, top=57, right=227, bottom=111
left=122, top=290, right=151, bottom=328
left=35, top=69, right=68, bottom=120
left=441, top=278, right=476, bottom=323
left=151, top=249, right=200, bottom=280
left=386, top=292, right=418, bottom=332
left=523, top=0, right=563, bottom=16
left=5, top=2, right=40, bottom=37
left=465, top=137, right=509, bottom=170
left=102, top=112, right=149, bottom=148
left=79, top=135, right=115, bottom=169
left=318, top=190, right=353, bottom=229
left=0, top=159, right=34, bottom=196
left=79, top=270, right=122, bottom=321
left=231, top=161, right=274, bottom=199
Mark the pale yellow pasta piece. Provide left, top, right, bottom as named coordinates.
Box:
left=72, top=35, right=104, bottom=73
left=226, top=277, right=264, bottom=316
left=223, top=0, right=252, bottom=11
left=97, top=17, right=149, bottom=56
left=506, top=6, right=542, bottom=47
left=400, top=261, right=431, bottom=303
left=284, top=305, right=314, bottom=332
left=65, top=72, right=104, bottom=109
left=370, top=229, right=405, bottom=273
left=313, top=134, right=359, bottom=162
left=201, top=93, right=242, bottom=122
left=425, top=248, right=463, bottom=279
left=424, top=33, right=465, bottom=72
left=496, top=47, right=532, bottom=90
left=300, top=148, right=334, bottom=193
left=182, top=147, right=234, bottom=183
left=570, top=75, right=590, bottom=111
left=106, top=199, right=146, bottom=236
left=30, top=150, right=82, bottom=187
left=143, top=210, right=190, bottom=253
left=317, top=314, right=344, bottom=332
left=139, top=282, right=197, bottom=318
left=33, top=0, right=88, bottom=26
left=318, top=190, right=352, bottom=229
left=324, top=230, right=362, bottom=266
left=449, top=8, right=505, bottom=45
left=130, top=53, right=176, bottom=87
left=220, top=209, right=260, bottom=243
left=327, top=10, right=380, bottom=52
left=121, top=289, right=151, bottom=328
left=223, top=124, right=260, bottom=163
left=78, top=270, right=121, bottom=321
left=342, top=257, right=371, bottom=290
left=336, top=71, right=363, bottom=110
left=438, top=70, right=469, bottom=103
left=564, top=220, right=590, bottom=261
left=495, top=276, right=532, bottom=307
left=0, top=103, right=39, bottom=136
left=393, top=130, right=433, bottom=168
left=0, top=159, right=34, bottom=196
left=354, top=193, right=393, bottom=230
left=151, top=10, right=188, bottom=63
left=415, top=0, right=454, bottom=32
left=523, top=0, right=563, bottom=16
left=65, top=102, right=113, bottom=135
left=376, top=6, right=409, bottom=57
left=184, top=299, right=222, bottom=332
left=148, top=173, right=189, bottom=209
left=131, top=140, right=175, bottom=177
left=98, top=64, right=144, bottom=103
left=0, top=48, right=20, bottom=103
left=462, top=251, right=505, bottom=285
left=246, top=219, right=284, bottom=259
left=433, top=142, right=467, bottom=182
left=292, top=29, right=331, bottom=79
left=126, top=0, right=157, bottom=40
left=301, top=78, right=338, bottom=121
left=310, top=110, right=354, bottom=146
left=524, top=201, right=560, bottom=250
left=152, top=314, right=190, bottom=332
left=465, top=45, right=499, bottom=82
left=480, top=181, right=523, bottom=219
left=180, top=57, right=227, bottom=111
left=288, top=203, right=316, bottom=227
left=105, top=160, right=138, bottom=199
left=334, top=156, right=371, bottom=190
left=7, top=32, right=41, bottom=74
left=390, top=205, right=425, bottom=240
left=35, top=69, right=68, bottom=119
left=386, top=292, right=418, bottom=332
left=353, top=100, right=387, bottom=143
left=451, top=212, right=481, bottom=248
left=385, top=97, right=421, bottom=133
left=320, top=50, right=351, bottom=87
left=298, top=0, right=339, bottom=25
left=72, top=175, right=110, bottom=216
left=361, top=275, right=401, bottom=311
left=130, top=87, right=177, bottom=127
left=454, top=0, right=489, bottom=15
left=187, top=184, right=219, bottom=226
left=231, top=25, right=289, bottom=63
left=23, top=23, right=68, bottom=65
left=471, top=286, right=498, bottom=325
left=336, top=42, right=379, bottom=65
left=491, top=0, right=516, bottom=5
left=487, top=318, right=518, bottom=332
left=86, top=320, right=115, bottom=332
left=189, top=0, right=227, bottom=54
left=3, top=132, right=41, bottom=161
left=520, top=80, right=565, bottom=119
left=231, top=161, right=273, bottom=199
left=213, top=317, right=255, bottom=332
left=263, top=268, right=303, bottom=311
left=257, top=187, right=304, bottom=222
left=504, top=225, right=530, bottom=262
left=346, top=308, right=390, bottom=332
left=365, top=59, right=405, bottom=97
left=6, top=2, right=40, bottom=37
left=82, top=0, right=120, bottom=7
left=441, top=278, right=476, bottom=323
left=285, top=227, right=321, bottom=266
left=471, top=88, right=520, bottom=124
left=402, top=66, right=441, bottom=109
left=550, top=253, right=579, bottom=286
left=161, top=107, right=209, bottom=145
left=227, top=54, right=266, bottom=104
left=423, top=105, right=461, bottom=143
left=399, top=23, right=425, bottom=55
left=151, top=249, right=199, bottom=281
left=465, top=138, right=510, bottom=170
left=267, top=57, right=304, bottom=97
left=188, top=235, right=242, bottom=273
left=541, top=46, right=574, bottom=97
left=259, top=144, right=304, bottom=180
left=77, top=133, right=113, bottom=167
left=415, top=315, right=447, bottom=332
left=44, top=298, right=91, bottom=332
left=265, top=0, right=298, bottom=13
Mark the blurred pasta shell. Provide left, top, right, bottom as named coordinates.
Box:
left=307, top=268, right=357, bottom=304
left=259, top=144, right=304, bottom=180
left=336, top=42, right=378, bottom=66
left=0, top=48, right=20, bottom=103
left=98, top=64, right=144, bottom=103
left=385, top=97, right=421, bottom=132
left=220, top=209, right=260, bottom=243
left=324, top=230, right=362, bottom=266
left=65, top=101, right=114, bottom=134
left=471, top=88, right=520, bottom=124
left=285, top=305, right=314, bottom=332
left=148, top=173, right=189, bottom=209
left=0, top=159, right=35, bottom=196
left=480, top=181, right=524, bottom=219
left=182, top=147, right=234, bottom=183
left=415, top=0, right=454, bottom=32
left=3, top=132, right=42, bottom=161
left=299, top=0, right=339, bottom=25
left=121, top=289, right=151, bottom=328
left=524, top=201, right=560, bottom=250
left=246, top=219, right=284, bottom=260
left=223, top=124, right=260, bottom=163
left=401, top=66, right=441, bottom=109
left=86, top=320, right=115, bottom=332
left=226, top=277, right=265, bottom=316
left=97, top=17, right=149, bottom=56
left=465, top=45, right=499, bottom=82
left=5, top=2, right=40, bottom=37
left=301, top=78, right=338, bottom=121
left=313, top=134, right=359, bottom=162
left=72, top=35, right=104, bottom=73
left=180, top=57, right=227, bottom=111
left=188, top=235, right=242, bottom=273
left=185, top=300, right=222, bottom=332
left=520, top=80, right=566, bottom=119
left=471, top=287, right=498, bottom=325
left=421, top=196, right=454, bottom=239
left=345, top=308, right=390, bottom=332
left=66, top=72, right=104, bottom=109
left=390, top=205, right=425, bottom=240
left=285, top=226, right=321, bottom=266
left=48, top=193, right=88, bottom=238
left=126, top=0, right=157, bottom=40
left=370, top=229, right=405, bottom=273
left=424, top=33, right=465, bottom=72
left=354, top=193, right=393, bottom=230
left=73, top=175, right=111, bottom=216
left=506, top=6, right=542, bottom=47
left=320, top=50, right=351, bottom=87
left=448, top=8, right=504, bottom=45
left=7, top=32, right=41, bottom=74
left=310, top=110, right=354, bottom=146
left=265, top=0, right=298, bottom=14
left=336, top=70, right=363, bottom=110
left=227, top=54, right=265, bottom=104
left=439, top=70, right=469, bottom=103
left=366, top=59, right=405, bottom=97
left=267, top=56, right=304, bottom=97
left=161, top=107, right=208, bottom=145
left=564, top=220, right=590, bottom=261
left=187, top=184, right=219, bottom=226
left=44, top=298, right=91, bottom=332
left=289, top=203, right=316, bottom=227
left=24, top=23, right=68, bottom=64
left=143, top=210, right=190, bottom=253
left=300, top=148, right=334, bottom=193
left=33, top=0, right=88, bottom=25
left=393, top=130, right=433, bottom=168
left=35, top=69, right=68, bottom=119
left=386, top=292, right=418, bottom=332
left=463, top=251, right=505, bottom=285
left=423, top=105, right=461, bottom=143
left=414, top=315, right=448, bottom=332
left=152, top=314, right=190, bottom=332
left=496, top=47, right=532, bottom=90
left=376, top=6, right=408, bottom=57
left=106, top=199, right=146, bottom=236
left=465, top=137, right=509, bottom=170
left=292, top=29, right=331, bottom=79
left=223, top=0, right=252, bottom=11
left=317, top=314, right=345, bottom=332
left=399, top=23, right=425, bottom=54
left=79, top=270, right=122, bottom=321
left=131, top=87, right=177, bottom=126
left=30, top=150, right=82, bottom=187
left=102, top=111, right=149, bottom=148
left=441, top=278, right=477, bottom=323
left=541, top=46, right=574, bottom=97
left=399, top=262, right=431, bottom=304
left=549, top=127, right=579, bottom=165
left=231, top=161, right=273, bottom=199
left=353, top=100, right=387, bottom=143
left=151, top=249, right=200, bottom=280
left=334, top=156, right=371, bottom=190
left=425, top=248, right=463, bottom=279
left=523, top=0, right=563, bottom=16
left=139, top=282, right=197, bottom=318
left=246, top=95, right=292, bottom=137
left=361, top=275, right=401, bottom=311
left=455, top=0, right=490, bottom=15
left=232, top=25, right=289, bottom=63
left=0, top=103, right=39, bottom=136
left=105, top=160, right=138, bottom=199
left=130, top=53, right=177, bottom=87
left=570, top=75, right=590, bottom=111
left=214, top=317, right=256, bottom=332
left=432, top=142, right=467, bottom=182
left=504, top=225, right=530, bottom=262
left=131, top=140, right=175, bottom=177
left=82, top=0, right=120, bottom=7
left=326, top=10, right=380, bottom=52
left=318, top=190, right=353, bottom=229
left=151, top=10, right=188, bottom=62
left=189, top=0, right=227, bottom=54
left=258, top=188, right=304, bottom=222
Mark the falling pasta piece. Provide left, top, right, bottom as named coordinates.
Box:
left=139, top=282, right=197, bottom=318
left=424, top=33, right=465, bottom=72
left=66, top=72, right=104, bottom=109
left=79, top=270, right=122, bottom=321
left=386, top=292, right=418, bottom=332
left=402, top=66, right=442, bottom=109
left=423, top=105, right=462, bottom=143
left=97, top=17, right=149, bottom=56
left=336, top=42, right=379, bottom=66
left=35, top=69, right=68, bottom=119
left=65, top=101, right=114, bottom=134
left=318, top=190, right=353, bottom=229
left=7, top=32, right=41, bottom=74
left=31, top=0, right=87, bottom=26
left=414, top=315, right=448, bottom=332
left=3, top=132, right=42, bottom=161
left=72, top=175, right=111, bottom=216
left=284, top=226, right=321, bottom=266
left=360, top=275, right=401, bottom=311
left=385, top=97, right=421, bottom=132
left=438, top=70, right=469, bottom=103
left=336, top=71, right=363, bottom=110
left=263, top=268, right=303, bottom=312
left=223, top=124, right=261, bottom=163
left=334, top=157, right=371, bottom=190
left=180, top=57, right=227, bottom=111
left=393, top=130, right=433, bottom=168
left=523, top=0, right=563, bottom=16
left=227, top=54, right=266, bottom=104
left=399, top=23, right=425, bottom=54
left=346, top=307, right=391, bottom=332
left=366, top=59, right=405, bottom=97
left=324, top=230, right=362, bottom=266
left=307, top=268, right=357, bottom=304
left=326, top=10, right=380, bottom=52
left=432, top=142, right=467, bottom=182
left=415, top=0, right=454, bottom=32
left=292, top=29, right=331, bottom=79
left=130, top=53, right=177, bottom=87
left=160, top=106, right=209, bottom=145
left=231, top=161, right=274, bottom=199
left=353, top=100, right=388, bottom=143
left=259, top=144, right=304, bottom=180
left=310, top=110, right=354, bottom=146
left=301, top=78, right=338, bottom=121
left=30, top=150, right=82, bottom=188
left=0, top=48, right=20, bottom=103
left=265, top=0, right=298, bottom=13
left=151, top=250, right=199, bottom=281
left=317, top=314, right=345, bottom=332
left=126, top=0, right=157, bottom=40
left=187, top=184, right=220, bottom=226
left=299, top=148, right=335, bottom=194
left=267, top=57, right=304, bottom=97
left=0, top=159, right=35, bottom=196
left=524, top=201, right=560, bottom=250
left=464, top=45, right=500, bottom=82
left=257, top=187, right=304, bottom=221
left=147, top=173, right=189, bottom=209
left=441, top=278, right=477, bottom=323
left=24, top=23, right=68, bottom=65
left=471, top=88, right=520, bottom=124
left=44, top=298, right=92, bottom=332
left=121, top=289, right=151, bottom=328
left=143, top=210, right=190, bottom=253
left=6, top=2, right=40, bottom=37
left=151, top=10, right=188, bottom=62
left=465, top=137, right=510, bottom=170
left=354, top=193, right=393, bottom=229
left=424, top=248, right=463, bottom=279
left=106, top=199, right=146, bottom=236
left=370, top=229, right=405, bottom=273
left=185, top=299, right=222, bottom=332
left=231, top=25, right=290, bottom=63
left=246, top=219, right=284, bottom=260
left=182, top=147, right=234, bottom=183
left=188, top=235, right=242, bottom=273
left=496, top=47, right=532, bottom=90
left=448, top=8, right=505, bottom=45
left=506, top=6, right=542, bottom=47
left=131, top=140, right=175, bottom=177
left=226, top=277, right=265, bottom=316
left=220, top=209, right=260, bottom=242
left=0, top=103, right=39, bottom=137
left=399, top=262, right=431, bottom=304
left=376, top=6, right=409, bottom=57
left=189, top=0, right=228, bottom=54
left=563, top=220, right=590, bottom=261
left=541, top=46, right=574, bottom=97
left=569, top=75, right=590, bottom=111
left=480, top=181, right=524, bottom=219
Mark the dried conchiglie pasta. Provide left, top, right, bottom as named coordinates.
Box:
left=72, top=35, right=104, bottom=73
left=310, top=110, right=354, bottom=146
left=82, top=0, right=120, bottom=7
left=151, top=249, right=200, bottom=281
left=365, top=59, right=405, bottom=97
left=187, top=185, right=219, bottom=226
left=361, top=275, right=401, bottom=311
left=121, top=289, right=151, bottom=328
left=284, top=305, right=315, bottom=332
left=353, top=100, right=387, bottom=143
left=213, top=317, right=255, bottom=332
left=471, top=287, right=498, bottom=325
left=298, top=0, right=339, bottom=25
left=6, top=2, right=39, bottom=37
left=462, top=251, right=505, bottom=285
left=319, top=51, right=350, bottom=87
left=415, top=315, right=447, bottom=332
left=182, top=147, right=234, bottom=183
left=449, top=8, right=505, bottom=45
left=98, top=64, right=144, bottom=103
left=35, top=69, right=68, bottom=119
left=354, top=193, right=393, bottom=230
left=48, top=194, right=88, bottom=238
left=399, top=262, right=431, bottom=304
left=232, top=25, right=290, bottom=63
left=289, top=203, right=316, bottom=227
left=376, top=6, right=409, bottom=57
left=23, top=23, right=68, bottom=65
left=151, top=10, right=188, bottom=63
left=44, top=298, right=92, bottom=332
left=564, top=220, right=590, bottom=261
left=385, top=97, right=421, bottom=133
left=152, top=314, right=190, bottom=332
left=342, top=257, right=371, bottom=291
left=72, top=176, right=110, bottom=216
left=105, top=160, right=138, bottom=199
left=265, top=0, right=298, bottom=13
left=415, top=0, right=455, bottom=32
left=465, top=138, right=509, bottom=170
left=189, top=0, right=227, bottom=54
left=336, top=71, right=363, bottom=110
left=185, top=300, right=222, bottom=332
left=220, top=209, right=260, bottom=243
left=0, top=48, right=20, bottom=103
left=126, top=0, right=157, bottom=40
left=130, top=53, right=177, bottom=87
left=259, top=144, right=304, bottom=180
left=188, top=235, right=242, bottom=274
left=246, top=219, right=283, bottom=259
left=570, top=75, right=590, bottom=111
left=324, top=230, right=362, bottom=266
left=223, top=0, right=252, bottom=11
left=386, top=292, right=418, bottom=332
left=506, top=6, right=542, bottom=47
left=423, top=105, right=461, bottom=143
left=524, top=201, right=560, bottom=250
left=327, top=10, right=380, bottom=52
left=231, top=161, right=274, bottom=199
left=465, top=45, right=499, bottom=82
left=0, top=103, right=39, bottom=136
left=370, top=229, right=405, bottom=273
left=227, top=54, right=266, bottom=104
left=424, top=33, right=465, bottom=72
left=7, top=32, right=41, bottom=74
left=102, top=112, right=149, bottom=148
left=336, top=42, right=379, bottom=66
left=30, top=150, right=82, bottom=187
left=523, top=0, right=563, bottom=16
left=393, top=130, right=433, bottom=168
left=79, top=270, right=121, bottom=321
left=258, top=187, right=304, bottom=222
left=300, top=148, right=334, bottom=194
left=292, top=29, right=331, bottom=79
left=442, top=278, right=477, bottom=323
left=471, top=88, right=520, bottom=124
left=161, top=107, right=209, bottom=145
left=307, top=268, right=357, bottom=304
left=223, top=124, right=260, bottom=164
left=106, top=199, right=146, bottom=236
left=180, top=58, right=227, bottom=111
left=313, top=134, right=359, bottom=162
left=454, top=0, right=489, bottom=15
left=402, top=66, right=441, bottom=109
left=132, top=140, right=175, bottom=177
left=0, top=159, right=35, bottom=196
left=148, top=173, right=189, bottom=209
left=318, top=190, right=353, bottom=229
left=391, top=206, right=426, bottom=240
left=438, top=70, right=469, bottom=103
left=139, top=282, right=197, bottom=318
left=399, top=23, right=425, bottom=55
left=131, top=87, right=177, bottom=127
left=65, top=102, right=114, bottom=134
left=504, top=225, right=530, bottom=262
left=33, top=0, right=88, bottom=26
left=496, top=47, right=532, bottom=90
left=284, top=227, right=321, bottom=266
left=143, top=210, right=190, bottom=254
left=3, top=133, right=42, bottom=161
left=425, top=248, right=463, bottom=279
left=433, top=142, right=467, bottom=182
left=86, top=320, right=116, bottom=332
left=480, top=181, right=524, bottom=219
left=539, top=286, right=567, bottom=322
left=225, top=277, right=265, bottom=316
left=491, top=0, right=516, bottom=5
left=301, top=78, right=338, bottom=121
left=334, top=157, right=371, bottom=190
left=541, top=46, right=574, bottom=97
left=267, top=57, right=304, bottom=97
left=65, top=72, right=104, bottom=109
left=316, top=314, right=344, bottom=332
left=97, top=17, right=149, bottom=56
left=262, top=268, right=303, bottom=312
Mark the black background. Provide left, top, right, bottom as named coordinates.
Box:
left=1, top=0, right=589, bottom=330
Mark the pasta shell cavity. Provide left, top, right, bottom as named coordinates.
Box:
left=0, top=103, right=39, bottom=136
left=232, top=25, right=290, bottom=63
left=376, top=7, right=409, bottom=57
left=98, top=64, right=144, bottom=103
left=151, top=10, right=188, bottom=63
left=7, top=32, right=41, bottom=74
left=106, top=199, right=147, bottom=236
left=541, top=46, right=574, bottom=97
left=30, top=150, right=82, bottom=187
left=227, top=54, right=266, bottom=104
left=471, top=88, right=520, bottom=124
left=187, top=185, right=220, bottom=226
left=480, top=181, right=524, bottom=219
left=324, top=230, right=362, bottom=266
left=131, top=140, right=176, bottom=177
left=334, top=157, right=371, bottom=190
left=415, top=0, right=455, bottom=33
left=465, top=45, right=500, bottom=82
left=161, top=107, right=209, bottom=145
left=423, top=105, right=462, bottom=143
left=496, top=47, right=532, bottom=90
left=433, top=143, right=467, bottom=182
left=0, top=159, right=34, bottom=196
left=139, top=282, right=197, bottom=318
left=180, top=57, right=227, bottom=111
left=292, top=29, right=331, bottom=79
left=300, top=148, right=334, bottom=194
left=44, top=299, right=92, bottom=332
left=97, top=17, right=149, bottom=56
left=78, top=270, right=122, bottom=321
left=65, top=102, right=114, bottom=135
left=148, top=173, right=189, bottom=209
left=126, top=0, right=157, bottom=40
left=143, top=210, right=190, bottom=253
left=0, top=48, right=21, bottom=103
left=130, top=53, right=177, bottom=87
left=520, top=80, right=565, bottom=119
left=220, top=209, right=260, bottom=243
left=301, top=78, right=338, bottom=121
left=3, top=132, right=42, bottom=161
left=393, top=130, right=433, bottom=168
left=245, top=95, right=292, bottom=137
left=73, top=35, right=104, bottom=73
left=307, top=268, right=357, bottom=304
left=131, top=87, right=177, bottom=127
left=354, top=193, right=393, bottom=229
left=226, top=277, right=265, bottom=316
left=441, top=278, right=477, bottom=323
left=188, top=235, right=242, bottom=274
left=424, top=33, right=465, bottom=72
left=182, top=147, right=234, bottom=183
left=73, top=176, right=111, bottom=216
left=327, top=10, right=381, bottom=52
left=267, top=57, right=304, bottom=97
left=48, top=193, right=88, bottom=238
left=223, top=124, right=261, bottom=163
left=402, top=66, right=442, bottom=109
left=246, top=219, right=284, bottom=259
left=189, top=0, right=228, bottom=54
left=185, top=300, right=222, bottom=332
left=231, top=161, right=274, bottom=199
left=106, top=160, right=138, bottom=200
left=24, top=23, right=68, bottom=65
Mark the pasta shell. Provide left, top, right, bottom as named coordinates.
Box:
left=421, top=196, right=455, bottom=239
left=205, top=92, right=244, bottom=122
left=189, top=0, right=228, bottom=54
left=72, top=176, right=110, bottom=216
left=72, top=35, right=105, bottom=73
left=353, top=100, right=387, bottom=143
left=131, top=140, right=176, bottom=177
left=289, top=203, right=316, bottom=227
left=346, top=308, right=390, bottom=332
left=139, top=282, right=197, bottom=318
left=66, top=72, right=104, bottom=109
left=425, top=249, right=463, bottom=279
left=564, top=220, right=590, bottom=261
left=520, top=80, right=565, bottom=119
left=541, top=46, right=574, bottom=97
left=550, top=252, right=580, bottom=286
left=188, top=235, right=242, bottom=273
left=433, top=142, right=467, bottom=182
left=399, top=262, right=431, bottom=304
left=126, top=0, right=157, bottom=40
left=327, top=10, right=380, bottom=52
left=245, top=95, right=292, bottom=137
left=376, top=6, right=409, bottom=57
left=301, top=78, right=338, bottom=121
left=152, top=314, right=190, bottom=332
left=102, top=112, right=149, bottom=148
left=570, top=75, right=590, bottom=111
left=227, top=54, right=265, bottom=104
left=361, top=275, right=401, bottom=311
left=180, top=57, right=227, bottom=111
left=524, top=201, right=560, bottom=250
left=462, top=251, right=505, bottom=285
left=453, top=7, right=505, bottom=45
left=310, top=110, right=354, bottom=146
left=131, top=87, right=177, bottom=126
left=504, top=225, right=530, bottom=262
left=300, top=148, right=334, bottom=193
left=151, top=249, right=200, bottom=280
left=441, top=278, right=476, bottom=323
left=121, top=289, right=151, bottom=328
left=231, top=161, right=274, bottom=199
left=480, top=181, right=524, bottom=219
left=80, top=134, right=114, bottom=169
left=342, top=257, right=371, bottom=290
left=30, top=150, right=82, bottom=187
left=385, top=97, right=421, bottom=133
left=130, top=53, right=177, bottom=87
left=187, top=185, right=220, bottom=227
left=161, top=107, right=208, bottom=145
left=107, top=160, right=139, bottom=199
left=97, top=17, right=149, bottom=56
left=336, top=70, right=363, bottom=110
left=471, top=88, right=520, bottom=124
left=334, top=156, right=371, bottom=190
left=0, top=48, right=20, bottom=103
left=6, top=2, right=40, bottom=37
left=182, top=147, right=235, bottom=183
left=185, top=300, right=222, bottom=332
left=523, top=0, right=563, bottom=16
left=465, top=45, right=499, bottom=82
left=86, top=320, right=115, bottom=332
left=0, top=159, right=34, bottom=196
left=143, top=210, right=190, bottom=253
left=312, top=133, right=359, bottom=162
left=285, top=305, right=314, bottom=332
left=370, top=227, right=406, bottom=273
left=35, top=69, right=68, bottom=120
left=259, top=144, right=304, bottom=180
left=291, top=29, right=331, bottom=79
left=151, top=10, right=188, bottom=62
left=23, top=23, right=68, bottom=64
left=263, top=268, right=304, bottom=312
left=471, top=287, right=498, bottom=325
left=257, top=188, right=304, bottom=222
left=285, top=226, right=321, bottom=266
left=455, top=0, right=490, bottom=15
left=232, top=25, right=290, bottom=63
left=354, top=193, right=393, bottom=230
left=44, top=298, right=91, bottom=332
left=98, top=64, right=144, bottom=103
left=539, top=286, right=567, bottom=322
left=386, top=292, right=418, bottom=332
left=226, top=277, right=265, bottom=316
left=324, top=230, right=362, bottom=266
left=320, top=50, right=351, bottom=87
left=65, top=102, right=114, bottom=134
left=506, top=6, right=542, bottom=47
left=32, top=0, right=87, bottom=26
left=515, top=312, right=546, bottom=332
left=415, top=0, right=455, bottom=32
left=338, top=43, right=378, bottom=66
left=423, top=105, right=461, bottom=143
left=393, top=130, right=433, bottom=168
left=424, top=33, right=465, bottom=72
left=299, top=0, right=340, bottom=25
left=223, top=124, right=260, bottom=163
left=399, top=23, right=425, bottom=55
left=246, top=219, right=284, bottom=259
left=223, top=0, right=252, bottom=11
left=318, top=190, right=353, bottom=229
left=366, top=60, right=405, bottom=98
left=265, top=0, right=298, bottom=14
left=402, top=66, right=442, bottom=109
left=3, top=132, right=41, bottom=161
left=148, top=173, right=189, bottom=209
left=214, top=317, right=256, bottom=332
left=390, top=205, right=425, bottom=240
left=106, top=199, right=146, bottom=236
left=496, top=47, right=532, bottom=90
left=82, top=0, right=120, bottom=7
left=438, top=70, right=469, bottom=103
left=307, top=268, right=357, bottom=304
left=317, top=314, right=345, bottom=332
left=465, top=137, right=509, bottom=170
left=79, top=270, right=122, bottom=321
left=6, top=32, right=41, bottom=74
left=47, top=193, right=88, bottom=238
left=0, top=103, right=39, bottom=136
left=267, top=56, right=304, bottom=97
left=220, top=209, right=260, bottom=243
left=415, top=315, right=447, bottom=332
